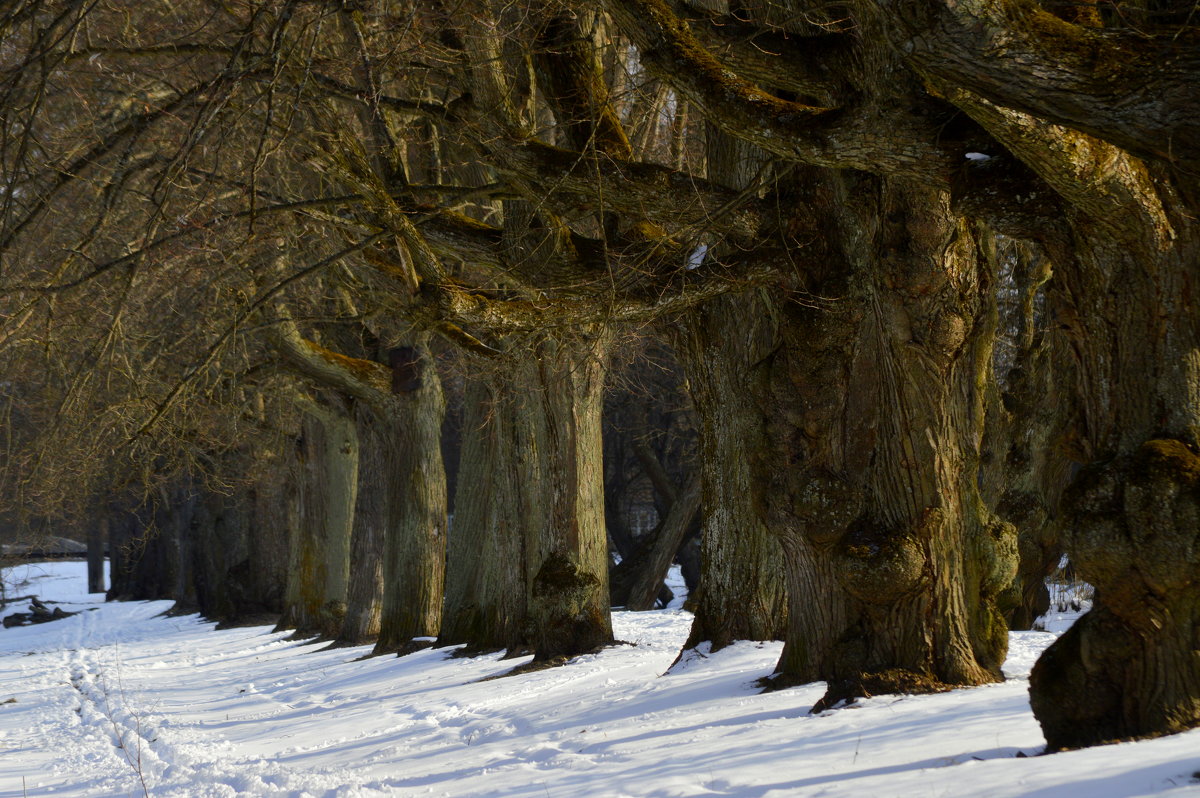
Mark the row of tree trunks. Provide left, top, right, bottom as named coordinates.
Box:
left=103, top=468, right=288, bottom=625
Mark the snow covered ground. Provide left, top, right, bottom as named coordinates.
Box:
left=2, top=562, right=1198, bottom=797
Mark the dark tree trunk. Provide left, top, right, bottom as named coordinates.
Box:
left=86, top=518, right=105, bottom=594
left=441, top=333, right=613, bottom=661
left=107, top=488, right=190, bottom=604
left=674, top=291, right=789, bottom=650
left=610, top=473, right=700, bottom=611
left=440, top=378, right=527, bottom=653
left=276, top=396, right=357, bottom=638
left=373, top=338, right=448, bottom=654
left=1028, top=200, right=1200, bottom=749
left=673, top=127, right=788, bottom=654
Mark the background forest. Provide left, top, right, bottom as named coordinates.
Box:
left=0, top=0, right=1197, bottom=757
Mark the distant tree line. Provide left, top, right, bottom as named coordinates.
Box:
left=0, top=0, right=1196, bottom=752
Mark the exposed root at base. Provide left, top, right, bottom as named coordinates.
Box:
left=811, top=669, right=954, bottom=714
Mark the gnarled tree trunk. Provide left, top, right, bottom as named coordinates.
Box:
left=1028, top=203, right=1200, bottom=750
left=755, top=172, right=1013, bottom=704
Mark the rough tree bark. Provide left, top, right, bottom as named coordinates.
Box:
left=333, top=402, right=386, bottom=648
left=373, top=339, right=448, bottom=654
left=276, top=396, right=357, bottom=639
left=441, top=333, right=614, bottom=662
left=786, top=174, right=1013, bottom=705
left=674, top=293, right=789, bottom=650
left=1026, top=188, right=1200, bottom=749
left=672, top=127, right=788, bottom=654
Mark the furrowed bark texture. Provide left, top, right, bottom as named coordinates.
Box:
left=441, top=334, right=613, bottom=661
left=277, top=397, right=357, bottom=639
left=1026, top=190, right=1200, bottom=749
left=761, top=172, right=1013, bottom=703
left=440, top=378, right=528, bottom=653
left=674, top=127, right=787, bottom=654
left=675, top=293, right=789, bottom=650
left=374, top=339, right=448, bottom=654
left=336, top=403, right=387, bottom=648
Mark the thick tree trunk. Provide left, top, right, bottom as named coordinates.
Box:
left=196, top=481, right=288, bottom=627
left=673, top=127, right=788, bottom=654
left=675, top=297, right=789, bottom=650
left=681, top=166, right=1008, bottom=696
left=440, top=378, right=527, bottom=653
left=276, top=396, right=357, bottom=639
left=1029, top=205, right=1200, bottom=749
left=373, top=340, right=448, bottom=654
left=441, top=333, right=614, bottom=661
left=736, top=172, right=1013, bottom=704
